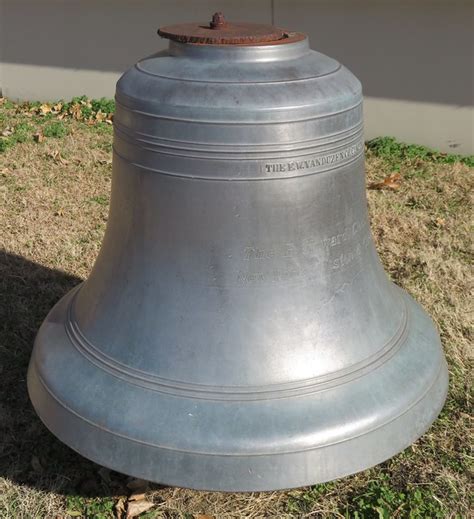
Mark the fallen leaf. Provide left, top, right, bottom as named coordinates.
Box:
left=65, top=511, right=82, bottom=517
left=47, top=150, right=69, bottom=164
left=128, top=491, right=146, bottom=502
left=33, top=132, right=44, bottom=143
left=39, top=103, right=52, bottom=115
left=95, top=110, right=107, bottom=122
left=70, top=104, right=83, bottom=120
left=0, top=97, right=4, bottom=105
left=115, top=498, right=126, bottom=519
left=196, top=515, right=215, bottom=519
left=126, top=500, right=154, bottom=518
left=368, top=172, right=402, bottom=190
left=1, top=127, right=13, bottom=137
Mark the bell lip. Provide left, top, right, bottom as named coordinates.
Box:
left=28, top=357, right=448, bottom=492
left=27, top=286, right=449, bottom=491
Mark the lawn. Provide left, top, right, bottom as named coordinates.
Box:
left=0, top=98, right=472, bottom=518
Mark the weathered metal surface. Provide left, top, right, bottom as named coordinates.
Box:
left=28, top=18, right=448, bottom=492
left=158, top=13, right=287, bottom=45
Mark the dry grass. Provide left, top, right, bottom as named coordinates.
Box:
left=0, top=101, right=472, bottom=518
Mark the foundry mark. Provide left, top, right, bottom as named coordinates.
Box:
left=264, top=140, right=363, bottom=175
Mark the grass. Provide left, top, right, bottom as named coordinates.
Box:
left=0, top=98, right=472, bottom=518
left=366, top=137, right=474, bottom=169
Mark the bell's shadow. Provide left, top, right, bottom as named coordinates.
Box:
left=0, top=251, right=131, bottom=497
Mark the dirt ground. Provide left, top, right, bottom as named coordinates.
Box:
left=0, top=99, right=472, bottom=518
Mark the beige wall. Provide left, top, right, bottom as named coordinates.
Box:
left=1, top=0, right=473, bottom=154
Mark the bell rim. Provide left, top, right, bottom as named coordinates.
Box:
left=28, top=286, right=448, bottom=490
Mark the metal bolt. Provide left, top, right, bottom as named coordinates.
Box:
left=210, top=12, right=226, bottom=29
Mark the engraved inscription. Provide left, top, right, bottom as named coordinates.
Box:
left=323, top=221, right=362, bottom=251
left=244, top=243, right=297, bottom=260
left=264, top=140, right=363, bottom=175
left=331, top=233, right=371, bottom=271
left=237, top=268, right=302, bottom=285
left=235, top=219, right=372, bottom=284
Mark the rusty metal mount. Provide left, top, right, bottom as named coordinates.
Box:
left=158, top=16, right=301, bottom=45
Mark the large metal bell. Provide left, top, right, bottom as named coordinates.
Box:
left=28, top=15, right=448, bottom=491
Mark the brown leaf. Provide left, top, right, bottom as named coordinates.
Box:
left=52, top=102, right=63, bottom=113
left=1, top=127, right=13, bottom=137
left=47, top=150, right=69, bottom=164
left=368, top=172, right=402, bottom=191
left=115, top=498, right=127, bottom=519
left=33, top=132, right=44, bottom=143
left=196, top=515, right=215, bottom=519
left=98, top=158, right=112, bottom=165
left=70, top=104, right=83, bottom=120
left=0, top=97, right=4, bottom=105
left=126, top=500, right=154, bottom=518
left=39, top=103, right=52, bottom=115
left=95, top=110, right=107, bottom=122
left=128, top=491, right=146, bottom=502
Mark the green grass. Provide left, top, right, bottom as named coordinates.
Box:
left=287, top=476, right=448, bottom=518
left=66, top=496, right=116, bottom=519
left=0, top=122, right=34, bottom=151
left=0, top=96, right=114, bottom=153
left=43, top=121, right=68, bottom=138
left=366, top=136, right=474, bottom=169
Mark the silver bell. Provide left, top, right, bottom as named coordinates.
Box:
left=28, top=16, right=448, bottom=491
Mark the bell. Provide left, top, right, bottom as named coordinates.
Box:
left=28, top=15, right=448, bottom=491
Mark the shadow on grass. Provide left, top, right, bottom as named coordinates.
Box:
left=0, top=251, right=130, bottom=497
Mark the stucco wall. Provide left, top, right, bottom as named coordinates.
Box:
left=0, top=0, right=473, bottom=153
